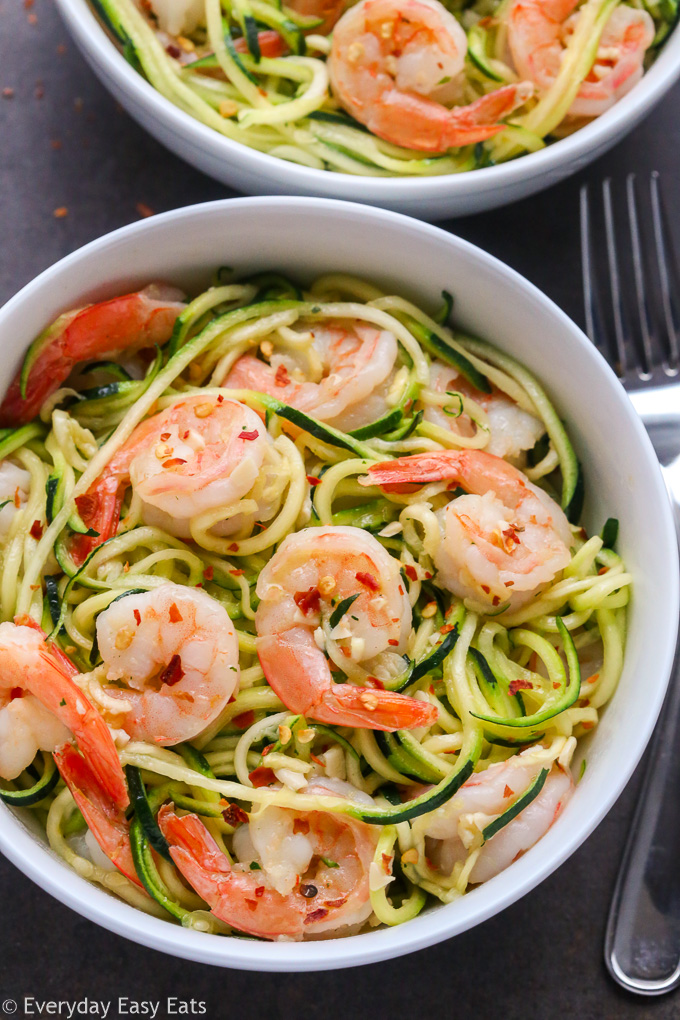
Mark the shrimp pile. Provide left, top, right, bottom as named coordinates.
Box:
left=0, top=272, right=631, bottom=941
left=89, top=0, right=667, bottom=175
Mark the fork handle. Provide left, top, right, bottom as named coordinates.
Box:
left=605, top=639, right=680, bottom=995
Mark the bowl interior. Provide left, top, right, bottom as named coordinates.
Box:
left=55, top=0, right=680, bottom=216
left=0, top=198, right=676, bottom=970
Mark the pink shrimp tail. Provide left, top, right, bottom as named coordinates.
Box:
left=0, top=286, right=184, bottom=427
left=368, top=82, right=532, bottom=152
left=257, top=630, right=438, bottom=731
left=362, top=449, right=475, bottom=489
left=54, top=744, right=139, bottom=886
left=158, top=806, right=305, bottom=938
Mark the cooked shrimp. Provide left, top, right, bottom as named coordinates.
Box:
left=424, top=362, right=545, bottom=461
left=363, top=449, right=573, bottom=611
left=159, top=778, right=379, bottom=939
left=224, top=320, right=398, bottom=433
left=328, top=0, right=533, bottom=152
left=54, top=743, right=140, bottom=886
left=0, top=622, right=128, bottom=809
left=93, top=583, right=240, bottom=746
left=73, top=395, right=277, bottom=561
left=508, top=0, right=654, bottom=119
left=419, top=753, right=573, bottom=883
left=255, top=525, right=437, bottom=730
left=0, top=284, right=185, bottom=428
left=148, top=0, right=206, bottom=35
left=0, top=461, right=31, bottom=542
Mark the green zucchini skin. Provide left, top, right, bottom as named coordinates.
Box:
left=404, top=317, right=492, bottom=394
left=129, top=818, right=188, bottom=922
left=0, top=754, right=59, bottom=806
left=482, top=767, right=549, bottom=841
left=125, top=765, right=172, bottom=862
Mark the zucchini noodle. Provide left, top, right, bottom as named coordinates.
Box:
left=85, top=0, right=675, bottom=177
left=0, top=268, right=631, bottom=941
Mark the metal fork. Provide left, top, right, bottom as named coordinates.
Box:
left=581, top=172, right=680, bottom=996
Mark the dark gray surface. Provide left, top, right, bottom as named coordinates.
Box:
left=2, top=1, right=680, bottom=1016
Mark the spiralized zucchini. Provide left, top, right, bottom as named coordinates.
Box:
left=86, top=0, right=678, bottom=177
left=0, top=269, right=631, bottom=938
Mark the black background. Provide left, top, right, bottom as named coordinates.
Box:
left=2, top=1, right=680, bottom=1016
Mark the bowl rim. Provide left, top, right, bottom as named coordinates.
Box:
left=0, top=196, right=677, bottom=970
left=56, top=0, right=680, bottom=197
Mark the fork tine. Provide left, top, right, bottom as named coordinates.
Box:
left=626, top=174, right=654, bottom=377
left=650, top=171, right=680, bottom=373
left=603, top=177, right=632, bottom=377
left=580, top=184, right=610, bottom=359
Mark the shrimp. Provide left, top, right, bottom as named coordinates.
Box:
left=92, top=583, right=240, bottom=746
left=0, top=284, right=185, bottom=428
left=223, top=320, right=398, bottom=433
left=0, top=622, right=128, bottom=809
left=423, top=362, right=545, bottom=462
left=0, top=461, right=31, bottom=543
left=363, top=449, right=573, bottom=611
left=507, top=0, right=654, bottom=119
left=158, top=778, right=379, bottom=939
left=418, top=752, right=573, bottom=883
left=328, top=0, right=533, bottom=152
left=73, top=395, right=277, bottom=561
left=255, top=525, right=438, bottom=730
left=54, top=743, right=140, bottom=886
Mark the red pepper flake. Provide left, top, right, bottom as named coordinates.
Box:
left=404, top=564, right=418, bottom=582
left=324, top=896, right=348, bottom=909
left=310, top=752, right=325, bottom=767
left=355, top=571, right=379, bottom=591
left=162, top=457, right=187, bottom=469
left=29, top=520, right=43, bottom=540
left=255, top=886, right=265, bottom=898
left=222, top=803, right=249, bottom=827
left=581, top=721, right=595, bottom=731
left=136, top=202, right=154, bottom=218
left=245, top=899, right=258, bottom=912
left=294, top=587, right=321, bottom=615
left=598, top=566, right=608, bottom=575
left=440, top=623, right=456, bottom=634
left=504, top=580, right=514, bottom=587
left=366, top=676, right=386, bottom=690
left=217, top=394, right=224, bottom=404
left=508, top=678, right=533, bottom=695
left=261, top=743, right=275, bottom=757
left=238, top=430, right=259, bottom=441
left=552, top=681, right=561, bottom=690
left=133, top=609, right=141, bottom=627
left=424, top=571, right=433, bottom=579
left=10, top=688, right=23, bottom=700
left=159, top=654, right=184, bottom=687
left=275, top=364, right=290, bottom=387
left=168, top=602, right=183, bottom=623
left=381, top=853, right=393, bottom=873
left=203, top=566, right=214, bottom=581
left=166, top=44, right=181, bottom=58
left=229, top=568, right=245, bottom=577
left=306, top=475, right=322, bottom=487
left=293, top=819, right=310, bottom=835
left=229, top=543, right=239, bottom=552
left=233, top=710, right=255, bottom=729
left=304, top=908, right=329, bottom=925
left=503, top=785, right=514, bottom=799
left=492, top=595, right=501, bottom=607
left=428, top=684, right=435, bottom=694
left=388, top=639, right=399, bottom=646
left=581, top=698, right=590, bottom=707
left=481, top=584, right=490, bottom=594
left=249, top=766, right=276, bottom=787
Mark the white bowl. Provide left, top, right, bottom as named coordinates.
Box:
left=55, top=0, right=680, bottom=218
left=0, top=197, right=676, bottom=969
